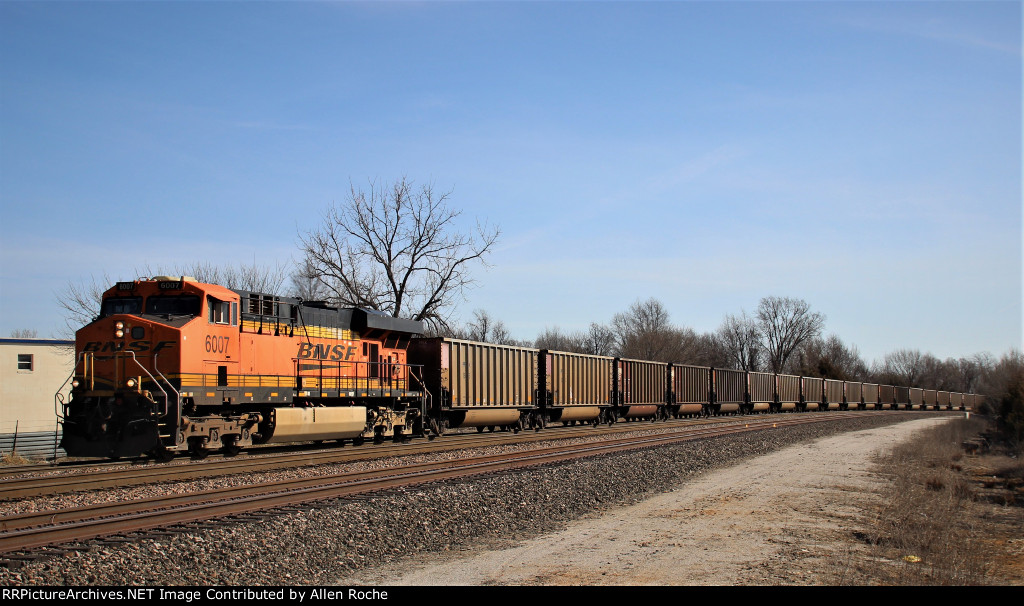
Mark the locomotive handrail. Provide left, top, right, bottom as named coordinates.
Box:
left=408, top=365, right=433, bottom=434
left=123, top=351, right=171, bottom=417
left=294, top=358, right=423, bottom=394
left=53, top=351, right=89, bottom=421
left=152, top=352, right=180, bottom=418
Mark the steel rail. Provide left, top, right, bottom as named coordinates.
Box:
left=1, top=413, right=844, bottom=533
left=0, top=412, right=921, bottom=554
left=0, top=413, right=804, bottom=499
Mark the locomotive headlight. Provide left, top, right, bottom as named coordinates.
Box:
left=72, top=380, right=80, bottom=388
left=126, top=378, right=136, bottom=388
left=115, top=321, right=124, bottom=330
left=115, top=329, right=124, bottom=338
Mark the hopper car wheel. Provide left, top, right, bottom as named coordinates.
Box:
left=488, top=425, right=496, bottom=433
left=353, top=436, right=365, bottom=446
left=477, top=426, right=485, bottom=433
left=528, top=414, right=544, bottom=431
left=222, top=436, right=242, bottom=457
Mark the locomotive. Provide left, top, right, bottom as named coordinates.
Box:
left=58, top=278, right=979, bottom=459
left=60, top=277, right=426, bottom=458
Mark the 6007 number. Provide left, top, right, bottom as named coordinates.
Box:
left=205, top=335, right=230, bottom=354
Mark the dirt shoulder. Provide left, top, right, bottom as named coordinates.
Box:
left=344, top=417, right=1023, bottom=586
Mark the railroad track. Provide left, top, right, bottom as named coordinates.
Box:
left=0, top=411, right=927, bottom=558
left=0, top=413, right=802, bottom=499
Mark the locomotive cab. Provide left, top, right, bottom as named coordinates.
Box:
left=61, top=277, right=220, bottom=457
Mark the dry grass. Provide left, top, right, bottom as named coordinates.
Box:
left=0, top=451, right=31, bottom=465
left=839, top=416, right=1024, bottom=585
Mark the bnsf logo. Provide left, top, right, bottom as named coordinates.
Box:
left=297, top=343, right=357, bottom=361
left=82, top=341, right=175, bottom=353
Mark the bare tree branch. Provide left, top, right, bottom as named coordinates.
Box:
left=718, top=311, right=762, bottom=371
left=756, top=296, right=825, bottom=374
left=298, top=177, right=500, bottom=330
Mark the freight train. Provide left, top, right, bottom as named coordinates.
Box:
left=57, top=278, right=979, bottom=459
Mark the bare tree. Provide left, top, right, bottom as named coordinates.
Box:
left=796, top=334, right=867, bottom=380
left=58, top=262, right=290, bottom=338
left=290, top=257, right=329, bottom=301
left=298, top=178, right=499, bottom=330
left=581, top=322, right=616, bottom=356
left=875, top=348, right=927, bottom=387
left=956, top=353, right=993, bottom=394
left=718, top=311, right=762, bottom=371
left=534, top=323, right=618, bottom=355
left=681, top=331, right=733, bottom=368
left=455, top=309, right=521, bottom=345
left=756, top=296, right=825, bottom=374
left=163, top=260, right=290, bottom=295
left=918, top=355, right=961, bottom=391
left=611, top=298, right=691, bottom=362
left=9, top=329, right=38, bottom=338
left=534, top=326, right=580, bottom=352
left=58, top=272, right=114, bottom=338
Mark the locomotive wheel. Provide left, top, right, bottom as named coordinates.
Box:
left=188, top=438, right=210, bottom=460
left=148, top=447, right=174, bottom=463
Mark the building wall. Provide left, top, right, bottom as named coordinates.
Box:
left=0, top=339, right=74, bottom=434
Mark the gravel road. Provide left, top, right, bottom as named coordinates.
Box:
left=345, top=416, right=956, bottom=585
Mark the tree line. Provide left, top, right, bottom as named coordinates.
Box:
left=446, top=297, right=1023, bottom=445
left=449, top=295, right=998, bottom=397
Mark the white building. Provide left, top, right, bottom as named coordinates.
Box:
left=1, top=339, right=75, bottom=456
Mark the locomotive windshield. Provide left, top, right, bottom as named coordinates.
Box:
left=145, top=295, right=201, bottom=317
left=100, top=296, right=142, bottom=317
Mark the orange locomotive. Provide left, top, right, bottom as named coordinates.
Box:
left=60, top=277, right=426, bottom=458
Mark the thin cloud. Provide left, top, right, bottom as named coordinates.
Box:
left=839, top=12, right=1020, bottom=56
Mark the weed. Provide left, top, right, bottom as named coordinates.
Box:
left=846, top=416, right=992, bottom=585
left=0, top=451, right=30, bottom=465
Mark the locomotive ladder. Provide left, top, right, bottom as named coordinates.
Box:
left=151, top=352, right=182, bottom=449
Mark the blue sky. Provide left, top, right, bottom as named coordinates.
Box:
left=1, top=1, right=1020, bottom=363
